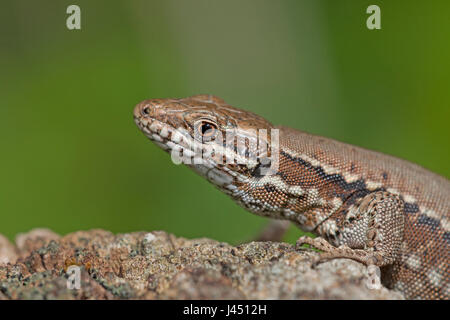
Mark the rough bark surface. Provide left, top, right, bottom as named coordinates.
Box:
left=0, top=229, right=403, bottom=300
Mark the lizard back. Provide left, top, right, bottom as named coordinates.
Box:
left=278, top=126, right=449, bottom=299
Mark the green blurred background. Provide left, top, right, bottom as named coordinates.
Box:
left=1, top=1, right=449, bottom=243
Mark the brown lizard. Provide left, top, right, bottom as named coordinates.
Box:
left=133, top=95, right=449, bottom=300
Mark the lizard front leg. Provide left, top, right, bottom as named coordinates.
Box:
left=296, top=191, right=405, bottom=267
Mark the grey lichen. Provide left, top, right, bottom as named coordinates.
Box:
left=0, top=228, right=404, bottom=300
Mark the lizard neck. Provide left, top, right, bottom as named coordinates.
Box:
left=231, top=127, right=355, bottom=232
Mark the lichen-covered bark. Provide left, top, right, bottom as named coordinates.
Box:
left=0, top=229, right=403, bottom=300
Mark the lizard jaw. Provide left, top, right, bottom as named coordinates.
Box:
left=134, top=115, right=250, bottom=194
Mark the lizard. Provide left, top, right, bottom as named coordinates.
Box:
left=133, top=94, right=449, bottom=300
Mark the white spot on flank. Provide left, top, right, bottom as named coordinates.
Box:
left=423, top=208, right=439, bottom=219
left=282, top=147, right=320, bottom=167
left=366, top=180, right=383, bottom=190
left=308, top=189, right=324, bottom=205
left=441, top=218, right=450, bottom=232
left=427, top=269, right=442, bottom=288
left=251, top=176, right=307, bottom=198
left=386, top=188, right=400, bottom=196
left=300, top=154, right=321, bottom=167
left=321, top=163, right=339, bottom=175
left=288, top=185, right=304, bottom=197
left=342, top=172, right=360, bottom=183
left=251, top=176, right=287, bottom=192
left=405, top=254, right=422, bottom=271
left=403, top=194, right=417, bottom=203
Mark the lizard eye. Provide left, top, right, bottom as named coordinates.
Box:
left=141, top=106, right=150, bottom=116
left=195, top=120, right=218, bottom=141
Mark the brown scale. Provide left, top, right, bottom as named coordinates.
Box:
left=386, top=214, right=449, bottom=299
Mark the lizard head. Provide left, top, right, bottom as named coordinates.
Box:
left=133, top=95, right=278, bottom=199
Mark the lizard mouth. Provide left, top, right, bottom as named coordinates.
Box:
left=134, top=115, right=193, bottom=156
left=134, top=115, right=227, bottom=172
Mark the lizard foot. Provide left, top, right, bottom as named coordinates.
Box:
left=296, top=236, right=383, bottom=266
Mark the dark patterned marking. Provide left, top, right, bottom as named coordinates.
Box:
left=417, top=214, right=441, bottom=231
left=281, top=150, right=369, bottom=195
left=382, top=172, right=388, bottom=180
left=264, top=185, right=276, bottom=193
left=340, top=179, right=367, bottom=192
left=404, top=202, right=419, bottom=214
left=344, top=188, right=381, bottom=206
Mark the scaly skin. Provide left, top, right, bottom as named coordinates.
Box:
left=133, top=95, right=449, bottom=300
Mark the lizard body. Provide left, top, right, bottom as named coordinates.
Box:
left=133, top=95, right=449, bottom=299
